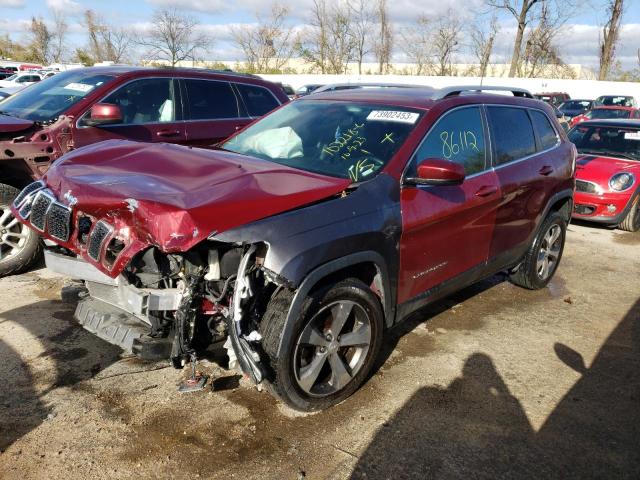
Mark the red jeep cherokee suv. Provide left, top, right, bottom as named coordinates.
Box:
left=12, top=86, right=575, bottom=411
left=0, top=66, right=289, bottom=276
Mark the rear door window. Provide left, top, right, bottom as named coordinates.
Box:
left=100, top=77, right=177, bottom=124
left=183, top=79, right=240, bottom=120
left=235, top=83, right=280, bottom=117
left=486, top=107, right=536, bottom=165
left=413, top=106, right=487, bottom=175
left=530, top=110, right=559, bottom=150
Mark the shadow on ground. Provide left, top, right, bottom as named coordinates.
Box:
left=0, top=299, right=121, bottom=451
left=351, top=298, right=640, bottom=479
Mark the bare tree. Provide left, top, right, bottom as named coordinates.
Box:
left=138, top=8, right=210, bottom=67
left=374, top=0, right=392, bottom=74
left=517, top=5, right=573, bottom=78
left=50, top=9, right=68, bottom=63
left=232, top=3, right=295, bottom=73
left=298, top=0, right=355, bottom=74
left=470, top=15, right=499, bottom=78
left=487, top=0, right=541, bottom=77
left=76, top=10, right=133, bottom=64
left=349, top=0, right=373, bottom=74
left=432, top=10, right=462, bottom=76
left=27, top=16, right=53, bottom=64
left=599, top=0, right=624, bottom=80
left=400, top=15, right=433, bottom=75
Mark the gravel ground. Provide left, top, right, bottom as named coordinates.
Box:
left=0, top=222, right=638, bottom=480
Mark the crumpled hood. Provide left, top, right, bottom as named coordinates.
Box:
left=44, top=139, right=351, bottom=253
left=0, top=114, right=34, bottom=133
left=575, top=154, right=640, bottom=185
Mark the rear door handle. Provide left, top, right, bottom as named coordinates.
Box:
left=157, top=130, right=181, bottom=138
left=475, top=185, right=498, bottom=197
left=539, top=165, right=554, bottom=176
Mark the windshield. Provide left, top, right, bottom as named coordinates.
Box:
left=0, top=70, right=115, bottom=122
left=596, top=96, right=634, bottom=107
left=4, top=74, right=17, bottom=82
left=222, top=100, right=422, bottom=182
left=586, top=108, right=631, bottom=120
left=561, top=101, right=590, bottom=111
left=569, top=125, right=640, bottom=161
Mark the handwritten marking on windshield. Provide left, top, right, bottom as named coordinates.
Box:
left=381, top=132, right=395, bottom=144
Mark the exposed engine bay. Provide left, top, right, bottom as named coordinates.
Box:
left=47, top=241, right=280, bottom=386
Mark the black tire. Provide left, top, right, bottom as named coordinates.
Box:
left=619, top=194, right=640, bottom=232
left=0, top=183, right=42, bottom=277
left=510, top=212, right=566, bottom=290
left=260, top=279, right=384, bottom=411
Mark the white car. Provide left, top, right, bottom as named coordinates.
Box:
left=0, top=72, right=42, bottom=88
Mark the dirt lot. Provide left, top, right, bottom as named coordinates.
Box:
left=0, top=222, right=638, bottom=480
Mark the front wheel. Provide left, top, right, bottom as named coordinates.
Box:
left=510, top=212, right=567, bottom=290
left=260, top=279, right=384, bottom=411
left=619, top=195, right=640, bottom=232
left=0, top=184, right=42, bottom=277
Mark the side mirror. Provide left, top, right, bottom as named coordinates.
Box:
left=406, top=158, right=465, bottom=186
left=85, top=103, right=123, bottom=126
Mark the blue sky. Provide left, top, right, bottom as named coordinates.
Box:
left=1, top=0, right=639, bottom=70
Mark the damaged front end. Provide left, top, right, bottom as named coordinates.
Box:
left=12, top=181, right=287, bottom=386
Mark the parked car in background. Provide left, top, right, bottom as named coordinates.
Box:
left=552, top=105, right=570, bottom=132
left=570, top=106, right=640, bottom=127
left=535, top=92, right=570, bottom=106
left=0, top=69, right=15, bottom=80
left=279, top=83, right=295, bottom=99
left=295, top=84, right=324, bottom=97
left=570, top=119, right=640, bottom=231
left=0, top=72, right=42, bottom=88
left=12, top=85, right=574, bottom=411
left=0, top=66, right=289, bottom=277
left=595, top=95, right=636, bottom=107
left=0, top=85, right=27, bottom=100
left=558, top=99, right=594, bottom=119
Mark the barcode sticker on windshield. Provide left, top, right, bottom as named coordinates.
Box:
left=367, top=110, right=419, bottom=124
left=624, top=131, right=640, bottom=141
left=64, top=83, right=94, bottom=93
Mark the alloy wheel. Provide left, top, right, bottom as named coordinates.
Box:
left=536, top=224, right=562, bottom=280
left=0, top=207, right=28, bottom=262
left=294, top=300, right=372, bottom=397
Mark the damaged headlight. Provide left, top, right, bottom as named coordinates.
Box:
left=609, top=172, right=635, bottom=192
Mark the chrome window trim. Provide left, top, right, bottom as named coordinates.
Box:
left=75, top=76, right=181, bottom=129
left=401, top=104, right=491, bottom=184
left=232, top=81, right=283, bottom=119
left=485, top=104, right=561, bottom=170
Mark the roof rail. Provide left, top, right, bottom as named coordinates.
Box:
left=435, top=85, right=534, bottom=99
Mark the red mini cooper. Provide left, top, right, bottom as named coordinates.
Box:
left=570, top=119, right=640, bottom=231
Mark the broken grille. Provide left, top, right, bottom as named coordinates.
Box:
left=12, top=181, right=45, bottom=210
left=47, top=202, right=72, bottom=242
left=88, top=220, right=113, bottom=261
left=30, top=190, right=54, bottom=232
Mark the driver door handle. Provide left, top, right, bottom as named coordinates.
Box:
left=475, top=185, right=498, bottom=197
left=539, top=165, right=554, bottom=176
left=157, top=130, right=181, bottom=138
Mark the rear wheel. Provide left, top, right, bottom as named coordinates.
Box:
left=510, top=212, right=566, bottom=290
left=260, top=279, right=383, bottom=411
left=0, top=184, right=42, bottom=277
left=619, top=195, right=640, bottom=232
